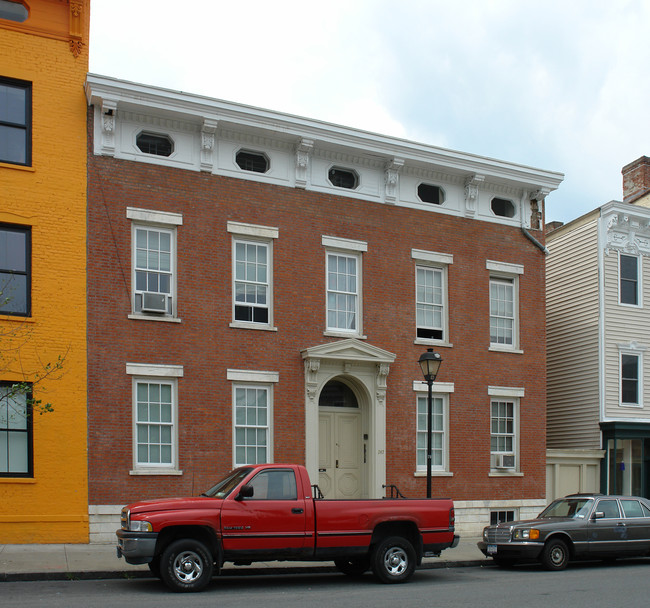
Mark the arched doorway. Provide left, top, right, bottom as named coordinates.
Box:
left=301, top=339, right=396, bottom=499
left=318, top=379, right=363, bottom=499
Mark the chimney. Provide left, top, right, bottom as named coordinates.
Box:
left=622, top=156, right=650, bottom=203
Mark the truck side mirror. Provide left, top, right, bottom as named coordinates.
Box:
left=236, top=484, right=254, bottom=501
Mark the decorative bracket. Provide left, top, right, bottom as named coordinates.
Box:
left=295, top=139, right=314, bottom=188
left=384, top=158, right=404, bottom=204
left=69, top=1, right=85, bottom=57
left=100, top=100, right=117, bottom=156
left=464, top=174, right=485, bottom=217
left=200, top=119, right=219, bottom=172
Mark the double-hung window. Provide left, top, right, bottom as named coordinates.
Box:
left=621, top=351, right=642, bottom=407
left=127, top=208, right=181, bottom=320
left=489, top=386, right=523, bottom=473
left=487, top=261, right=523, bottom=350
left=413, top=249, right=452, bottom=343
left=0, top=77, right=31, bottom=166
left=228, top=222, right=277, bottom=329
left=0, top=382, right=33, bottom=477
left=0, top=223, right=30, bottom=316
left=416, top=394, right=446, bottom=472
left=620, top=253, right=640, bottom=306
left=127, top=363, right=182, bottom=474
left=228, top=369, right=278, bottom=468
left=323, top=236, right=366, bottom=336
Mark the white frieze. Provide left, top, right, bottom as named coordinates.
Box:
left=604, top=208, right=650, bottom=257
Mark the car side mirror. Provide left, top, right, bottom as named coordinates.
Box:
left=592, top=511, right=604, bottom=520
left=236, top=484, right=254, bottom=501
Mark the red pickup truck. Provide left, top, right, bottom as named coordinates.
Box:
left=116, top=463, right=458, bottom=592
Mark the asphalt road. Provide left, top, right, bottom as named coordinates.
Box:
left=3, top=560, right=649, bottom=608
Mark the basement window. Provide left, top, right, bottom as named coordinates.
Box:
left=491, top=197, right=515, bottom=218
left=418, top=183, right=445, bottom=205
left=136, top=132, right=174, bottom=157
left=236, top=150, right=269, bottom=173
left=328, top=167, right=358, bottom=190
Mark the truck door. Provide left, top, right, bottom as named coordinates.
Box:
left=221, top=468, right=309, bottom=559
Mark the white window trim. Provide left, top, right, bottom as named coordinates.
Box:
left=413, top=382, right=453, bottom=477
left=488, top=391, right=522, bottom=477
left=488, top=261, right=523, bottom=353
left=128, top=210, right=181, bottom=322
left=323, top=238, right=366, bottom=338
left=618, top=345, right=644, bottom=408
left=413, top=249, right=453, bottom=347
left=618, top=252, right=642, bottom=308
left=230, top=229, right=277, bottom=331
left=127, top=363, right=183, bottom=476
left=230, top=377, right=276, bottom=468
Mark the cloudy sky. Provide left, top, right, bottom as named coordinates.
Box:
left=89, top=0, right=649, bottom=225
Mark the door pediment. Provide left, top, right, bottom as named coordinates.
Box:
left=301, top=338, right=396, bottom=364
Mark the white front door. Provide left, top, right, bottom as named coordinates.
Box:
left=318, top=409, right=362, bottom=498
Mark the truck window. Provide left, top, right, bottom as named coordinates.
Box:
left=248, top=469, right=298, bottom=500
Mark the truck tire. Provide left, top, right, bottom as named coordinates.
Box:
left=160, top=539, right=214, bottom=592
left=334, top=557, right=370, bottom=577
left=371, top=536, right=416, bottom=584
left=540, top=538, right=569, bottom=571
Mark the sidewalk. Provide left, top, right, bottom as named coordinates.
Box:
left=0, top=537, right=488, bottom=582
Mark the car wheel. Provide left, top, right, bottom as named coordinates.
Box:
left=540, top=538, right=569, bottom=571
left=334, top=557, right=370, bottom=577
left=371, top=536, right=416, bottom=584
left=160, top=539, right=214, bottom=592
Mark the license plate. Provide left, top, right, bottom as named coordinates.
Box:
left=487, top=544, right=497, bottom=554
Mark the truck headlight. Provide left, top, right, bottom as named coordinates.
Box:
left=513, top=528, right=540, bottom=540
left=128, top=519, right=153, bottom=532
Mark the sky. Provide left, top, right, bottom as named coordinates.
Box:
left=88, top=0, right=650, bottom=225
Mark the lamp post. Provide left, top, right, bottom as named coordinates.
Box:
left=418, top=348, right=443, bottom=498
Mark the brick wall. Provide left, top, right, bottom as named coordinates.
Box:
left=87, top=114, right=547, bottom=510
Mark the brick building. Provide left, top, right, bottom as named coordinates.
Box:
left=85, top=74, right=563, bottom=539
left=0, top=0, right=90, bottom=542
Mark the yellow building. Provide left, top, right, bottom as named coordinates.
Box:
left=0, top=0, right=89, bottom=542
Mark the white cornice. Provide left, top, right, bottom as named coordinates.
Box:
left=85, top=74, right=564, bottom=193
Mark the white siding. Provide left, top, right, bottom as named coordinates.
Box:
left=603, top=251, right=650, bottom=419
left=546, top=219, right=601, bottom=448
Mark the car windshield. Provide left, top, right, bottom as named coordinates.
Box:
left=538, top=497, right=594, bottom=519
left=201, top=467, right=252, bottom=499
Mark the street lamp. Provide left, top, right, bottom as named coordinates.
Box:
left=418, top=348, right=443, bottom=498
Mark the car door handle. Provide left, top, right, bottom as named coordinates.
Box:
left=292, top=508, right=304, bottom=514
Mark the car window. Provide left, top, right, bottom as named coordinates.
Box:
left=248, top=469, right=298, bottom=500
left=643, top=503, right=650, bottom=517
left=596, top=499, right=621, bottom=518
left=621, top=499, right=645, bottom=518
left=539, top=498, right=593, bottom=518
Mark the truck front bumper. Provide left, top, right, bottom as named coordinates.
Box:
left=116, top=529, right=159, bottom=565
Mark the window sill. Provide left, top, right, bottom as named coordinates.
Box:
left=414, top=338, right=453, bottom=348
left=0, top=477, right=36, bottom=483
left=0, top=161, right=35, bottom=172
left=230, top=322, right=278, bottom=332
left=489, top=345, right=523, bottom=354
left=0, top=314, right=34, bottom=323
left=323, top=330, right=367, bottom=339
left=619, top=403, right=643, bottom=409
left=128, top=314, right=182, bottom=323
left=489, top=470, right=523, bottom=477
left=129, top=469, right=183, bottom=476
left=413, top=471, right=453, bottom=477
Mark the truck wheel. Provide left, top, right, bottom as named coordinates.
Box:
left=540, top=538, right=569, bottom=571
left=148, top=557, right=161, bottom=579
left=160, top=539, right=213, bottom=592
left=334, top=557, right=370, bottom=577
left=371, top=536, right=416, bottom=584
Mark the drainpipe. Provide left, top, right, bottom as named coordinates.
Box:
left=520, top=190, right=549, bottom=255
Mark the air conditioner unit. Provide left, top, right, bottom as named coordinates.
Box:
left=141, top=292, right=167, bottom=313
left=494, top=454, right=516, bottom=469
